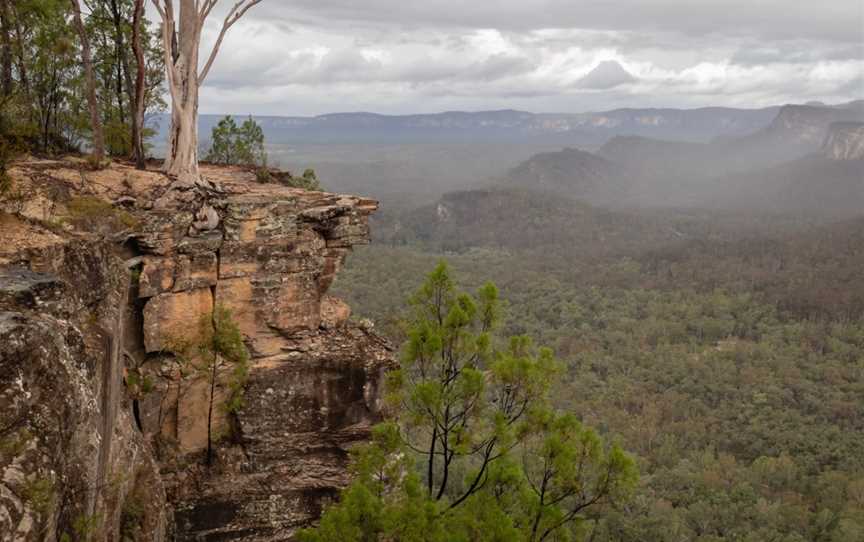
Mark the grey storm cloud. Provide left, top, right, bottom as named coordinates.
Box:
left=155, top=0, right=864, bottom=115
left=469, top=54, right=536, bottom=81
left=254, top=0, right=864, bottom=42
left=731, top=44, right=864, bottom=66
left=577, top=61, right=636, bottom=89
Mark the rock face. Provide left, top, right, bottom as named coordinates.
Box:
left=823, top=122, right=864, bottom=160
left=0, top=240, right=166, bottom=541
left=0, top=160, right=394, bottom=541
left=762, top=104, right=851, bottom=146
left=170, top=327, right=391, bottom=540
left=130, top=169, right=393, bottom=541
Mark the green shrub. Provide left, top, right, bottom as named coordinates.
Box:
left=255, top=167, right=272, bottom=183
left=84, top=154, right=110, bottom=171
left=120, top=495, right=145, bottom=540
left=206, top=115, right=267, bottom=167
left=0, top=427, right=33, bottom=458
left=126, top=368, right=155, bottom=396
left=22, top=477, right=54, bottom=517
left=272, top=168, right=322, bottom=191
left=60, top=513, right=102, bottom=542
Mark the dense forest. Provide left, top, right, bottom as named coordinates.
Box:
left=332, top=200, right=864, bottom=540
left=0, top=0, right=165, bottom=164
left=1, top=1, right=861, bottom=540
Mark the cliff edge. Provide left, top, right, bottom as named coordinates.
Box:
left=823, top=122, right=864, bottom=160
left=0, top=158, right=394, bottom=541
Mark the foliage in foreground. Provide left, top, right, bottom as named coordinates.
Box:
left=332, top=245, right=864, bottom=541
left=301, top=262, right=637, bottom=542
left=162, top=305, right=249, bottom=465
left=0, top=0, right=164, bottom=157
left=205, top=115, right=267, bottom=167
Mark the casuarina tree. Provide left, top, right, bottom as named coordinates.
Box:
left=299, top=262, right=638, bottom=541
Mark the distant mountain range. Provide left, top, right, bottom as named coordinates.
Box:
left=598, top=102, right=864, bottom=174
left=496, top=101, right=864, bottom=214
left=376, top=100, right=864, bottom=252
left=153, top=104, right=804, bottom=146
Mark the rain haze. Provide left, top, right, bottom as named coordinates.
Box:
left=149, top=0, right=864, bottom=115
left=3, top=0, right=864, bottom=539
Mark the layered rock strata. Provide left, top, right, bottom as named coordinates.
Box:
left=0, top=235, right=166, bottom=541
left=0, top=160, right=393, bottom=541
left=823, top=122, right=864, bottom=160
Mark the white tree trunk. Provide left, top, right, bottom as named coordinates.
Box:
left=165, top=83, right=199, bottom=182
left=152, top=0, right=263, bottom=185
left=162, top=0, right=200, bottom=183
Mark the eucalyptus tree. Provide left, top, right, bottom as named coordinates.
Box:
left=149, top=0, right=263, bottom=184
left=0, top=0, right=12, bottom=97
left=131, top=0, right=146, bottom=167
left=70, top=0, right=105, bottom=161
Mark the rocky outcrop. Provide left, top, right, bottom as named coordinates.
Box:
left=0, top=236, right=166, bottom=542
left=129, top=167, right=393, bottom=540
left=823, top=122, right=864, bottom=160
left=762, top=104, right=851, bottom=146
left=708, top=103, right=864, bottom=172
left=1, top=159, right=393, bottom=541
left=169, top=326, right=390, bottom=540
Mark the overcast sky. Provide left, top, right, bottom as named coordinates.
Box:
left=152, top=0, right=864, bottom=116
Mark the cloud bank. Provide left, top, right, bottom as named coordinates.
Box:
left=149, top=0, right=864, bottom=115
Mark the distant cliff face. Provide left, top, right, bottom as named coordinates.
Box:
left=766, top=104, right=846, bottom=145
left=823, top=122, right=864, bottom=160
left=0, top=159, right=393, bottom=541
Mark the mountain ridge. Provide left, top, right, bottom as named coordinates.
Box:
left=482, top=101, right=864, bottom=215
left=152, top=104, right=830, bottom=146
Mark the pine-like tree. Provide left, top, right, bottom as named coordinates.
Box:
left=299, top=262, right=637, bottom=541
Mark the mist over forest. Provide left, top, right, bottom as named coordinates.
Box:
left=1, top=0, right=862, bottom=540
left=213, top=98, right=864, bottom=540
left=157, top=95, right=864, bottom=539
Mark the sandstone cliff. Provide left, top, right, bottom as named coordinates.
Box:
left=823, top=122, right=864, bottom=160
left=0, top=159, right=393, bottom=541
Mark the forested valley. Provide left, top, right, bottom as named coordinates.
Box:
left=331, top=210, right=864, bottom=541
left=328, top=129, right=864, bottom=540
left=0, top=1, right=862, bottom=540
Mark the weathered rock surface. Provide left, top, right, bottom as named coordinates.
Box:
left=823, top=121, right=864, bottom=160
left=169, top=327, right=391, bottom=540
left=0, top=242, right=166, bottom=542
left=1, top=159, right=393, bottom=540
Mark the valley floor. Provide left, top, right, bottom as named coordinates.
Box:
left=332, top=232, right=864, bottom=541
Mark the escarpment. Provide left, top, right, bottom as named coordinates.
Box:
left=0, top=159, right=394, bottom=541
left=823, top=122, right=864, bottom=160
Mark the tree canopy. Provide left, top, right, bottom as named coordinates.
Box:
left=0, top=0, right=164, bottom=159
left=301, top=262, right=638, bottom=542
left=205, top=115, right=267, bottom=167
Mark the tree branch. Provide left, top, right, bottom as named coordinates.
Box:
left=149, top=0, right=165, bottom=18
left=198, top=0, right=262, bottom=84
